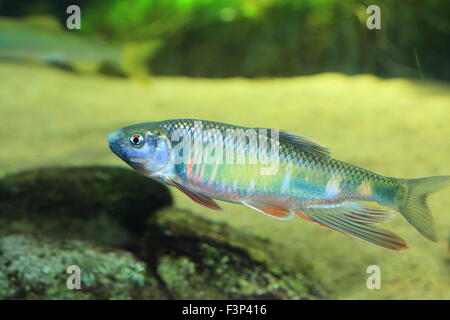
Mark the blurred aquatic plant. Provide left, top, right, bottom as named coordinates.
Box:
left=0, top=0, right=448, bottom=79
left=82, top=0, right=242, bottom=41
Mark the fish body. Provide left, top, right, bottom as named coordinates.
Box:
left=108, top=119, right=450, bottom=251
left=0, top=16, right=159, bottom=80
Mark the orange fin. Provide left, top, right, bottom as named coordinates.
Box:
left=170, top=180, right=222, bottom=211
left=296, top=202, right=408, bottom=251
left=242, top=201, right=294, bottom=220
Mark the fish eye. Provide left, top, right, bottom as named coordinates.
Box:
left=129, top=134, right=144, bottom=147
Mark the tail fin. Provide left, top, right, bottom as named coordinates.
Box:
left=397, top=176, right=450, bottom=242
left=121, top=40, right=161, bottom=83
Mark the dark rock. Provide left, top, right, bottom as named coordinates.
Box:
left=0, top=166, right=328, bottom=299
left=0, top=166, right=172, bottom=247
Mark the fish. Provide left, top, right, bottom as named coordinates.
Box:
left=0, top=16, right=159, bottom=81
left=107, top=119, right=450, bottom=251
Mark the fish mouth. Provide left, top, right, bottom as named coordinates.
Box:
left=107, top=129, right=122, bottom=145
left=107, top=130, right=126, bottom=158
left=108, top=142, right=122, bottom=157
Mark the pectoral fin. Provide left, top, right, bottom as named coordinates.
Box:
left=242, top=201, right=294, bottom=220
left=170, top=180, right=222, bottom=211
left=297, top=202, right=408, bottom=251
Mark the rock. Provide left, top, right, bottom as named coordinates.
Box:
left=142, top=208, right=327, bottom=299
left=0, top=166, right=172, bottom=247
left=0, top=234, right=165, bottom=299
left=0, top=166, right=328, bottom=299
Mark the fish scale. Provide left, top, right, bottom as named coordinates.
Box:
left=162, top=119, right=401, bottom=207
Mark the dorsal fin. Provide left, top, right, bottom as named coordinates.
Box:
left=278, top=130, right=331, bottom=157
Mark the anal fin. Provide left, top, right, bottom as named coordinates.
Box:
left=297, top=202, right=408, bottom=251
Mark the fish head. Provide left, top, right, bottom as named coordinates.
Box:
left=107, top=123, right=172, bottom=176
